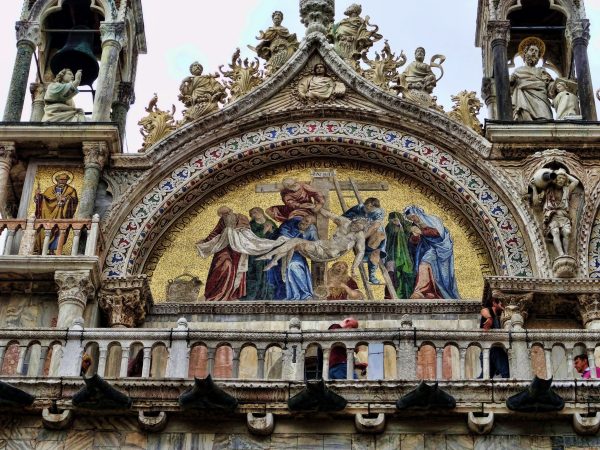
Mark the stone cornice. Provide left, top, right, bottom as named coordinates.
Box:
left=484, top=276, right=600, bottom=297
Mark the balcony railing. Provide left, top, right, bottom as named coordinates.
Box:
left=0, top=323, right=598, bottom=383
left=0, top=215, right=100, bottom=257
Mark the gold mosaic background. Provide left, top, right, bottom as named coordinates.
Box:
left=147, top=162, right=491, bottom=301
left=27, top=165, right=84, bottom=254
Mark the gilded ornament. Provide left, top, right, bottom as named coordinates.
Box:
left=138, top=94, right=177, bottom=152
left=395, top=47, right=445, bottom=111
left=178, top=62, right=226, bottom=123
left=448, top=90, right=483, bottom=134
left=220, top=48, right=263, bottom=102
left=361, top=40, right=406, bottom=92
left=328, top=3, right=382, bottom=69
left=249, top=11, right=299, bottom=76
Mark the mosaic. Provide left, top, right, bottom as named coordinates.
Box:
left=147, top=165, right=491, bottom=301
left=104, top=120, right=533, bottom=281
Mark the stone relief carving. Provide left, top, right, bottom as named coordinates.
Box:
left=328, top=3, right=382, bottom=70
left=178, top=62, right=226, bottom=124
left=395, top=47, right=445, bottom=111
left=166, top=274, right=203, bottom=303
left=250, top=11, right=299, bottom=76
left=448, top=91, right=483, bottom=134
left=220, top=49, right=263, bottom=102
left=296, top=63, right=346, bottom=102
left=99, top=276, right=153, bottom=328
left=138, top=94, right=177, bottom=152
left=361, top=40, right=406, bottom=92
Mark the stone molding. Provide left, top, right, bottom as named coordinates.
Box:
left=577, top=294, right=600, bottom=327
left=299, top=0, right=335, bottom=35
left=485, top=276, right=600, bottom=296
left=15, top=21, right=40, bottom=47
left=82, top=141, right=109, bottom=170
left=98, top=275, right=153, bottom=327
left=54, top=270, right=94, bottom=310
left=99, top=21, right=126, bottom=49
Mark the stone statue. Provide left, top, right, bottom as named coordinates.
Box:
left=250, top=11, right=299, bottom=76
left=42, top=68, right=87, bottom=122
left=178, top=62, right=227, bottom=123
left=396, top=47, right=445, bottom=110
left=329, top=3, right=382, bottom=69
left=138, top=94, right=177, bottom=152
left=361, top=40, right=406, bottom=92
left=448, top=90, right=483, bottom=134
left=510, top=37, right=553, bottom=121
left=530, top=168, right=579, bottom=257
left=219, top=49, right=263, bottom=102
left=297, top=63, right=346, bottom=102
left=550, top=79, right=581, bottom=120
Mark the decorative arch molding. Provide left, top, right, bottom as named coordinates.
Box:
left=103, top=119, right=536, bottom=280
left=28, top=0, right=115, bottom=23
left=499, top=0, right=575, bottom=21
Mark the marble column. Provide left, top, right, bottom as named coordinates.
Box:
left=0, top=142, right=16, bottom=217
left=568, top=20, right=597, bottom=121
left=487, top=21, right=512, bottom=121
left=92, top=22, right=125, bottom=121
left=29, top=82, right=46, bottom=122
left=77, top=142, right=108, bottom=219
left=55, top=271, right=94, bottom=328
left=299, top=0, right=335, bottom=35
left=3, top=21, right=40, bottom=122
left=111, top=81, right=134, bottom=140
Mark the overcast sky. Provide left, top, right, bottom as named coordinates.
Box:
left=1, top=1, right=600, bottom=152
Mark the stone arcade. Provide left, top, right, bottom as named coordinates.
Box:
left=0, top=0, right=600, bottom=448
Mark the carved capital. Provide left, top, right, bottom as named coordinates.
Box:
left=577, top=294, right=600, bottom=327
left=82, top=142, right=109, bottom=170
left=15, top=21, right=40, bottom=47
left=0, top=142, right=16, bottom=169
left=99, top=21, right=126, bottom=49
left=492, top=290, right=534, bottom=328
left=55, top=271, right=94, bottom=310
left=566, top=20, right=590, bottom=46
left=487, top=20, right=511, bottom=45
left=29, top=82, right=45, bottom=102
left=299, top=0, right=335, bottom=35
left=114, top=81, right=135, bottom=106
left=99, top=276, right=153, bottom=328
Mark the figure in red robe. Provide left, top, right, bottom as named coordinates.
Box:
left=199, top=206, right=251, bottom=301
left=266, top=177, right=325, bottom=223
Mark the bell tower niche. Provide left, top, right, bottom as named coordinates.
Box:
left=476, top=0, right=596, bottom=121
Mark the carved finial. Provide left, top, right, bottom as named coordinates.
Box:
left=448, top=90, right=483, bottom=134
left=299, top=0, right=335, bottom=35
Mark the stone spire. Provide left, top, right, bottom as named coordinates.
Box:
left=299, top=0, right=335, bottom=35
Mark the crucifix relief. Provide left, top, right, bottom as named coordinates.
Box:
left=255, top=171, right=391, bottom=298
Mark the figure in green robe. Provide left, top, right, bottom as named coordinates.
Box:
left=384, top=211, right=415, bottom=299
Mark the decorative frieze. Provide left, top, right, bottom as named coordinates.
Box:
left=99, top=276, right=153, bottom=328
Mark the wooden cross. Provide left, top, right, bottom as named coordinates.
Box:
left=255, top=171, right=389, bottom=296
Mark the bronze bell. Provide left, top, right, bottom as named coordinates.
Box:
left=50, top=25, right=100, bottom=86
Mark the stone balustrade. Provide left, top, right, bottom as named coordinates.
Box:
left=0, top=215, right=101, bottom=256
left=0, top=323, right=598, bottom=383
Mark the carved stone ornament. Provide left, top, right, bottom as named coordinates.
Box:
left=138, top=94, right=177, bottom=151
left=395, top=47, right=445, bottom=111
left=220, top=49, right=263, bottom=102
left=15, top=21, right=40, bottom=46
left=361, top=40, right=406, bottom=92
left=82, top=142, right=109, bottom=170
left=98, top=276, right=153, bottom=328
left=55, top=271, right=94, bottom=310
left=0, top=142, right=16, bottom=167
left=486, top=20, right=511, bottom=44
left=166, top=273, right=203, bottom=303
left=99, top=21, right=126, bottom=48
left=249, top=11, right=299, bottom=76
left=29, top=82, right=46, bottom=102
left=566, top=19, right=591, bottom=46
left=114, top=81, right=135, bottom=106
left=577, top=293, right=600, bottom=328
left=492, top=290, right=533, bottom=328
left=178, top=62, right=227, bottom=124
left=448, top=90, right=483, bottom=134
left=299, top=0, right=335, bottom=35
left=295, top=63, right=346, bottom=103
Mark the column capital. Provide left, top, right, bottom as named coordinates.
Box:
left=566, top=19, right=590, bottom=46
left=55, top=270, right=94, bottom=310
left=99, top=21, right=126, bottom=49
left=0, top=142, right=16, bottom=167
left=82, top=141, right=109, bottom=170
left=299, top=0, right=335, bottom=35
left=15, top=21, right=40, bottom=47
left=98, top=275, right=153, bottom=328
left=114, top=81, right=135, bottom=106
left=29, top=82, right=45, bottom=102
left=577, top=293, right=600, bottom=328
left=487, top=20, right=511, bottom=44
left=492, top=290, right=533, bottom=328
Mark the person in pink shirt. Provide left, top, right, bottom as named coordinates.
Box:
left=573, top=354, right=600, bottom=379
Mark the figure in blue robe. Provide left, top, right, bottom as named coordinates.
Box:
left=343, top=197, right=387, bottom=284
left=274, top=216, right=318, bottom=300
left=404, top=205, right=460, bottom=299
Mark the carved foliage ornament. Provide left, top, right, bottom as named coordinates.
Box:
left=82, top=142, right=109, bottom=170
left=99, top=21, right=126, bottom=48
left=361, top=40, right=406, bottom=92
left=448, top=91, right=483, bottom=135
left=577, top=294, right=600, bottom=326
left=55, top=271, right=94, bottom=309
left=220, top=49, right=263, bottom=102
left=99, top=277, right=153, bottom=328
left=15, top=21, right=40, bottom=46
left=0, top=142, right=16, bottom=167
left=138, top=94, right=177, bottom=152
